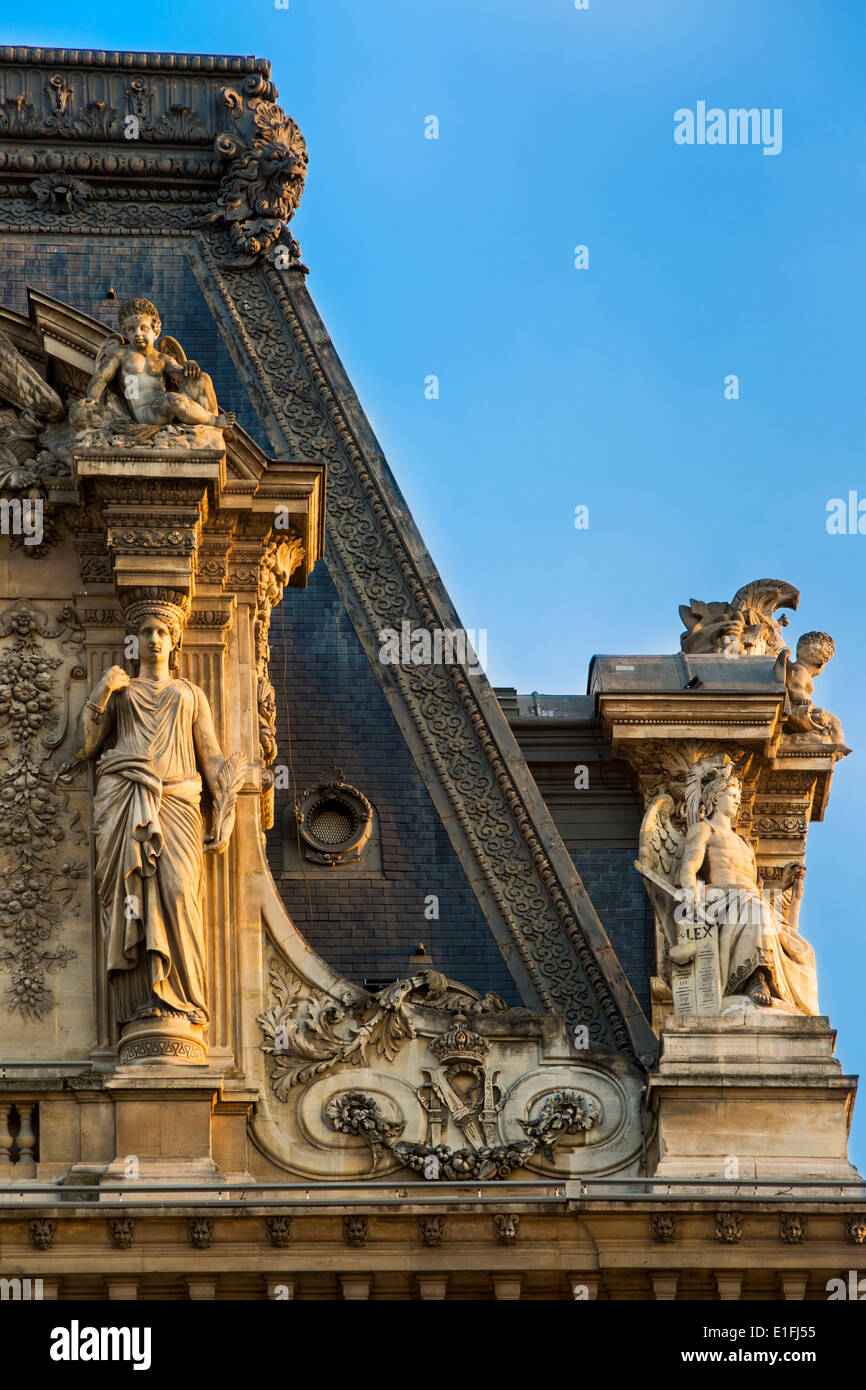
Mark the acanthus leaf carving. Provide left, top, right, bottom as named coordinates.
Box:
left=257, top=958, right=506, bottom=1098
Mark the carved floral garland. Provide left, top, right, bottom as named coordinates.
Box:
left=0, top=602, right=85, bottom=1017
left=325, top=1088, right=602, bottom=1181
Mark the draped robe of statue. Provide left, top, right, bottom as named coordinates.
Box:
left=93, top=676, right=208, bottom=1026
left=702, top=821, right=819, bottom=1015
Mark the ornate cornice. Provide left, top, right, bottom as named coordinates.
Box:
left=0, top=50, right=270, bottom=75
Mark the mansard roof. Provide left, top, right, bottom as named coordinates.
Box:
left=0, top=45, right=656, bottom=1066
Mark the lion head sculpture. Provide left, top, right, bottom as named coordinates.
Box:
left=211, top=101, right=309, bottom=269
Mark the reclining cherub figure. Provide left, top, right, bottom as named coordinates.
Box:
left=81, top=297, right=236, bottom=433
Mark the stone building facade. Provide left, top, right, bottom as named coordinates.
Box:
left=0, top=47, right=860, bottom=1300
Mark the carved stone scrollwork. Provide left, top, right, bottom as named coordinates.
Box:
left=258, top=959, right=506, bottom=1097
left=752, top=806, right=808, bottom=838
left=254, top=532, right=303, bottom=828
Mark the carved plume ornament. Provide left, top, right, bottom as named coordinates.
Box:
left=679, top=578, right=799, bottom=657
left=678, top=577, right=846, bottom=750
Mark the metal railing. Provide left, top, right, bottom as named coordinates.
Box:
left=0, top=1175, right=862, bottom=1209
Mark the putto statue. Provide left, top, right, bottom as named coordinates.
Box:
left=79, top=297, right=236, bottom=440
left=74, top=589, right=245, bottom=1055
left=637, top=756, right=818, bottom=1017
left=784, top=631, right=846, bottom=745
left=0, top=296, right=236, bottom=486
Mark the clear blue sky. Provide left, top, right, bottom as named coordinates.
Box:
left=7, top=0, right=866, bottom=1169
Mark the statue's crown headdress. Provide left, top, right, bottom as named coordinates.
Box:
left=120, top=587, right=191, bottom=648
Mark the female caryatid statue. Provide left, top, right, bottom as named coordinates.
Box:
left=75, top=591, right=244, bottom=1053
left=637, top=758, right=818, bottom=1015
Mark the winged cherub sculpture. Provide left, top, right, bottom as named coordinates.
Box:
left=636, top=755, right=818, bottom=1016
left=74, top=297, right=236, bottom=448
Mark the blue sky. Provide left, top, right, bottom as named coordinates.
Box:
left=7, top=0, right=866, bottom=1168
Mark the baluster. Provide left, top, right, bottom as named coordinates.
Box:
left=0, top=1104, right=11, bottom=1170
left=16, top=1104, right=36, bottom=1176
